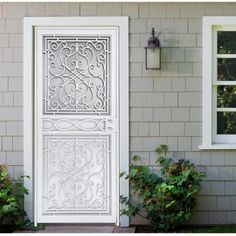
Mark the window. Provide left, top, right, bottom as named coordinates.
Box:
left=201, top=17, right=236, bottom=149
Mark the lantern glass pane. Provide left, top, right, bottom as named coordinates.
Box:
left=146, top=48, right=160, bottom=69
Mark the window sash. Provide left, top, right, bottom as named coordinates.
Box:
left=201, top=17, right=236, bottom=148
left=213, top=25, right=236, bottom=141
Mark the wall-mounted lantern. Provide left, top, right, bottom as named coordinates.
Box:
left=144, top=28, right=161, bottom=70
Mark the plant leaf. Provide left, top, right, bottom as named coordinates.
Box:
left=119, top=171, right=126, bottom=178
left=132, top=155, right=140, bottom=162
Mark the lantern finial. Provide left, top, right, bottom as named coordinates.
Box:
left=151, top=27, right=155, bottom=37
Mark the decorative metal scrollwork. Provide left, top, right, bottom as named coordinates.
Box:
left=43, top=35, right=111, bottom=115
left=43, top=136, right=110, bottom=213
left=43, top=118, right=106, bottom=132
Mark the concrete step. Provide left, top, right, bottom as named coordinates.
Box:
left=15, top=224, right=135, bottom=233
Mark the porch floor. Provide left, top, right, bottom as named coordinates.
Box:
left=16, top=224, right=135, bottom=233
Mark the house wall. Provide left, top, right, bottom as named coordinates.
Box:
left=1, top=1, right=236, bottom=225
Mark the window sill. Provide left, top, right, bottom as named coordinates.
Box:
left=199, top=144, right=236, bottom=150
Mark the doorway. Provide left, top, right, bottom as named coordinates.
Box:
left=23, top=17, right=129, bottom=226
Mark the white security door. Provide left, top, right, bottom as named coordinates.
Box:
left=34, top=26, right=120, bottom=223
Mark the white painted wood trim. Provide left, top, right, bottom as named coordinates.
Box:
left=202, top=17, right=213, bottom=147
left=24, top=17, right=129, bottom=227
left=199, top=144, right=236, bottom=150
left=24, top=17, right=129, bottom=27
left=23, top=17, right=34, bottom=223
left=118, top=18, right=129, bottom=227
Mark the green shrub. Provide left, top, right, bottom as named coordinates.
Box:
left=0, top=165, right=30, bottom=232
left=120, top=145, right=206, bottom=231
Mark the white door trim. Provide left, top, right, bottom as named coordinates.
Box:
left=23, top=17, right=129, bottom=227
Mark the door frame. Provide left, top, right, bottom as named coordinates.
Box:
left=23, top=17, right=129, bottom=227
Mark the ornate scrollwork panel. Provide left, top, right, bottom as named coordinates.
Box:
left=43, top=35, right=111, bottom=115
left=43, top=118, right=106, bottom=132
left=42, top=135, right=110, bottom=214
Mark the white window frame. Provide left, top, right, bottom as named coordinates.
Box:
left=200, top=17, right=236, bottom=149
left=24, top=17, right=129, bottom=226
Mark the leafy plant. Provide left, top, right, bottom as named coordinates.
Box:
left=0, top=165, right=30, bottom=232
left=120, top=145, right=206, bottom=232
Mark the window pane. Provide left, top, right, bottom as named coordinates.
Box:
left=217, top=112, right=236, bottom=134
left=218, top=58, right=236, bottom=81
left=218, top=31, right=236, bottom=54
left=217, top=86, right=236, bottom=107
